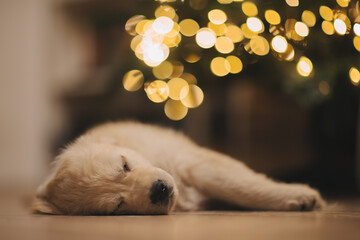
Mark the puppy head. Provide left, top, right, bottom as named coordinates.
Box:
left=32, top=141, right=178, bottom=215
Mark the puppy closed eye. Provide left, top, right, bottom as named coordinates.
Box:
left=121, top=155, right=131, bottom=172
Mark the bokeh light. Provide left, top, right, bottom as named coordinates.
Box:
left=181, top=44, right=202, bottom=63
left=286, top=0, right=299, bottom=7
left=336, top=0, right=350, bottom=8
left=354, top=23, right=360, bottom=37
left=125, top=15, right=146, bottom=36
left=225, top=24, right=244, bottom=43
left=196, top=28, right=216, bottom=48
left=123, top=70, right=144, bottom=91
left=181, top=73, right=198, bottom=85
left=318, top=81, right=330, bottom=95
left=319, top=6, right=334, bottom=21
left=250, top=36, right=270, bottom=56
left=242, top=2, right=258, bottom=17
left=246, top=17, right=264, bottom=33
left=145, top=80, right=169, bottom=103
left=210, top=57, right=231, bottom=76
left=215, top=36, right=234, bottom=54
left=296, top=57, right=313, bottom=77
left=334, top=19, right=347, bottom=35
left=208, top=9, right=227, bottom=25
left=226, top=55, right=243, bottom=74
left=301, top=10, right=316, bottom=27
left=322, top=21, right=335, bottom=35
left=208, top=22, right=227, bottom=36
left=164, top=100, right=188, bottom=120
left=168, top=78, right=189, bottom=100
left=271, top=36, right=288, bottom=53
left=265, top=10, right=281, bottom=25
left=354, top=36, right=360, bottom=52
left=179, top=19, right=200, bottom=37
left=349, top=67, right=360, bottom=86
left=152, top=61, right=173, bottom=79
left=295, top=22, right=309, bottom=37
left=155, top=5, right=176, bottom=19
left=152, top=16, right=174, bottom=35
left=180, top=84, right=204, bottom=108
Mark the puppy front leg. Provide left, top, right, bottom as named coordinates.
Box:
left=182, top=147, right=325, bottom=211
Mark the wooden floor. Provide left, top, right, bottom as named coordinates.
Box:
left=1, top=191, right=360, bottom=240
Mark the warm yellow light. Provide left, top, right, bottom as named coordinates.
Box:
left=334, top=19, right=347, bottom=35
left=125, top=15, right=146, bottom=36
left=286, top=0, right=299, bottom=7
left=208, top=9, right=227, bottom=25
left=225, top=24, right=244, bottom=43
left=170, top=61, right=184, bottom=78
left=226, top=55, right=243, bottom=74
left=164, top=100, right=188, bottom=121
left=180, top=73, right=198, bottom=85
left=145, top=80, right=169, bottom=103
left=265, top=10, right=281, bottom=25
left=321, top=21, right=335, bottom=35
left=250, top=36, right=270, bottom=56
left=246, top=17, right=264, bottom=33
left=354, top=36, right=360, bottom=52
left=163, top=32, right=181, bottom=48
left=130, top=35, right=143, bottom=52
left=208, top=22, right=227, bottom=36
left=354, top=23, right=360, bottom=37
left=301, top=10, right=316, bottom=27
left=189, top=0, right=208, bottom=10
left=152, top=61, right=173, bottom=79
left=241, top=23, right=257, bottom=39
left=196, top=28, right=216, bottom=48
left=168, top=78, right=189, bottom=100
left=210, top=57, right=231, bottom=77
left=155, top=5, right=176, bottom=20
left=271, top=36, right=288, bottom=53
left=242, top=2, right=258, bottom=17
left=215, top=36, right=234, bottom=54
left=165, top=22, right=180, bottom=38
left=179, top=19, right=199, bottom=37
left=180, top=85, right=204, bottom=108
left=136, top=20, right=152, bottom=35
left=123, top=70, right=144, bottom=91
left=296, top=57, right=313, bottom=77
left=153, top=16, right=174, bottom=35
left=349, top=67, right=360, bottom=86
left=295, top=22, right=309, bottom=37
left=319, top=6, right=333, bottom=21
left=143, top=43, right=169, bottom=67
left=217, top=0, right=233, bottom=4
left=336, top=0, right=350, bottom=8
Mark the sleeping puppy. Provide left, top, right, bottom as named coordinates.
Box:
left=32, top=121, right=325, bottom=215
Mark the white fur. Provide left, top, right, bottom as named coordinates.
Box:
left=33, top=121, right=325, bottom=215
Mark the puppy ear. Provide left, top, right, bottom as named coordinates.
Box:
left=31, top=196, right=61, bottom=215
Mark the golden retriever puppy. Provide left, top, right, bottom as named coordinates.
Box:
left=32, top=121, right=325, bottom=215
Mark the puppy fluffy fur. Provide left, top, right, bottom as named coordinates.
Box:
left=33, top=121, right=325, bottom=215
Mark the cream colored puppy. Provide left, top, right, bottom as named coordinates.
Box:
left=33, top=121, right=325, bottom=215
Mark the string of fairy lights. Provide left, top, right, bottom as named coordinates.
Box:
left=123, top=0, right=360, bottom=120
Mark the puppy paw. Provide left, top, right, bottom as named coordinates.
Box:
left=281, top=184, right=325, bottom=211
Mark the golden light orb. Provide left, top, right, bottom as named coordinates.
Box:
left=225, top=24, right=244, bottom=43
left=301, top=10, right=316, bottom=27
left=349, top=67, right=360, bottom=86
left=246, top=17, right=264, bottom=33
left=164, top=100, right=188, bottom=121
left=334, top=19, right=347, bottom=35
left=242, top=2, right=258, bottom=17
left=152, top=16, right=174, bottom=35
left=180, top=73, right=198, bottom=85
left=296, top=57, right=313, bottom=77
left=168, top=78, right=189, bottom=100
left=226, top=55, right=243, bottom=74
left=241, top=23, right=257, bottom=39
left=294, top=21, right=309, bottom=37
left=208, top=9, right=227, bottom=25
left=155, top=5, right=176, bottom=20
left=321, top=21, right=335, bottom=35
left=208, top=22, right=227, bottom=36
left=354, top=36, right=360, bottom=52
left=250, top=36, right=270, bottom=56
left=265, top=10, right=281, bottom=25
left=125, top=15, right=146, bottom=36
left=318, top=81, right=330, bottom=96
left=181, top=44, right=202, bottom=63
left=169, top=61, right=184, bottom=78
left=354, top=23, right=360, bottom=37
left=285, top=0, right=299, bottom=7
left=215, top=36, right=235, bottom=54
left=135, top=19, right=152, bottom=35
left=196, top=28, right=216, bottom=48
left=143, top=44, right=169, bottom=67
left=145, top=80, right=169, bottom=103
left=179, top=19, right=200, bottom=37
left=152, top=61, right=173, bottom=79
left=210, top=57, right=231, bottom=77
left=336, top=0, right=350, bottom=8
left=123, top=70, right=144, bottom=91
left=217, top=0, right=233, bottom=4
left=271, top=36, right=288, bottom=53
left=180, top=85, right=204, bottom=108
left=319, top=6, right=334, bottom=21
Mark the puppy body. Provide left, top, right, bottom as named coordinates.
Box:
left=33, top=121, right=325, bottom=215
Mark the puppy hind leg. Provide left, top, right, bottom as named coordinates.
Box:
left=183, top=147, right=325, bottom=211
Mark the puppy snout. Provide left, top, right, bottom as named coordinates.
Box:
left=149, top=179, right=172, bottom=205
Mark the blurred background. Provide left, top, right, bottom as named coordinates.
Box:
left=0, top=0, right=359, bottom=198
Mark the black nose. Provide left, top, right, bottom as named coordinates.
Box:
left=149, top=179, right=172, bottom=205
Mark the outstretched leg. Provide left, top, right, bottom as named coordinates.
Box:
left=179, top=146, right=325, bottom=211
